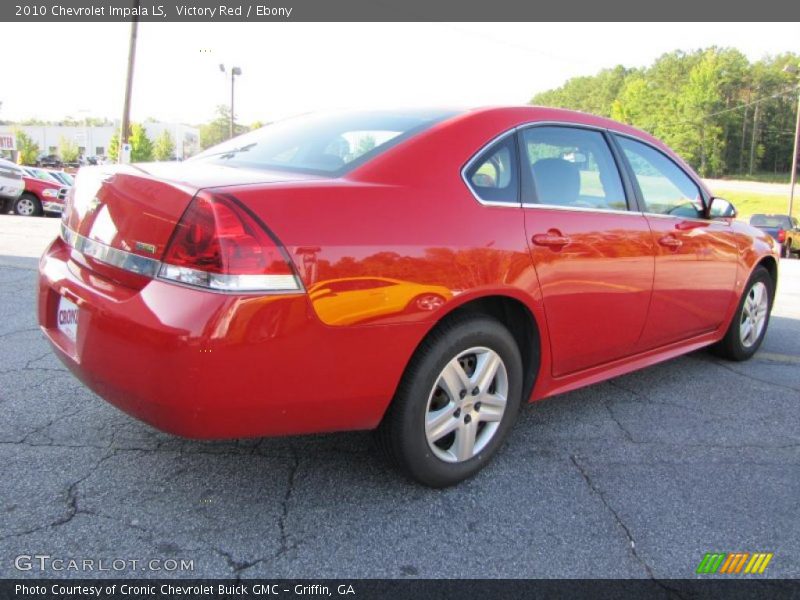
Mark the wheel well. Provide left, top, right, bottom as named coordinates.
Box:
left=441, top=296, right=541, bottom=403
left=756, top=255, right=778, bottom=292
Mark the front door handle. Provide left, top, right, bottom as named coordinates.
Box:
left=532, top=230, right=571, bottom=248
left=658, top=234, right=682, bottom=249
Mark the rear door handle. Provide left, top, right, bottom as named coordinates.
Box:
left=532, top=230, right=571, bottom=248
left=658, top=234, right=682, bottom=249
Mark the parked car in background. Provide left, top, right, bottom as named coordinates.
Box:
left=15, top=174, right=68, bottom=216
left=0, top=158, right=24, bottom=212
left=44, top=169, right=75, bottom=187
left=39, top=107, right=779, bottom=486
left=37, top=154, right=62, bottom=169
left=749, top=214, right=800, bottom=258
left=20, top=166, right=63, bottom=185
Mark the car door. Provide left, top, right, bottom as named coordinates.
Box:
left=613, top=135, right=740, bottom=351
left=519, top=125, right=655, bottom=377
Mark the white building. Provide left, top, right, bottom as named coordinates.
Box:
left=0, top=122, right=200, bottom=161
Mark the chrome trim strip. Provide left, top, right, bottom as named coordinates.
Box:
left=521, top=203, right=640, bottom=217
left=61, top=222, right=162, bottom=278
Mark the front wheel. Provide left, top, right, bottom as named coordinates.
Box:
left=377, top=314, right=524, bottom=487
left=13, top=193, right=43, bottom=217
left=711, top=266, right=773, bottom=361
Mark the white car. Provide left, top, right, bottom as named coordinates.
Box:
left=0, top=159, right=24, bottom=212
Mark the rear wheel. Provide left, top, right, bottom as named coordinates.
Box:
left=711, top=266, right=773, bottom=361
left=13, top=193, right=43, bottom=217
left=377, top=314, right=523, bottom=487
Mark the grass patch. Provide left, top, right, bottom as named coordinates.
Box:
left=708, top=188, right=796, bottom=220
left=716, top=172, right=792, bottom=184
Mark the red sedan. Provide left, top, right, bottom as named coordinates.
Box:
left=38, top=107, right=779, bottom=486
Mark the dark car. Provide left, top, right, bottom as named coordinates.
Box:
left=37, top=154, right=62, bottom=169
left=749, top=214, right=800, bottom=258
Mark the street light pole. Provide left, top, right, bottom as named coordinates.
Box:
left=230, top=71, right=235, bottom=139
left=219, top=64, right=242, bottom=140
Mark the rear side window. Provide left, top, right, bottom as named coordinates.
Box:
left=464, top=135, right=519, bottom=204
left=521, top=126, right=627, bottom=211
left=617, top=136, right=703, bottom=218
left=190, top=109, right=458, bottom=175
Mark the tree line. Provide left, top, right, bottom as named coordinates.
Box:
left=531, top=48, right=800, bottom=178
left=13, top=125, right=176, bottom=165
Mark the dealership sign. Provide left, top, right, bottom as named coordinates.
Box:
left=0, top=134, right=15, bottom=151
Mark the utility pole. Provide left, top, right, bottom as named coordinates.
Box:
left=789, top=91, right=799, bottom=217
left=120, top=1, right=140, bottom=163
left=784, top=63, right=800, bottom=218
left=749, top=100, right=759, bottom=176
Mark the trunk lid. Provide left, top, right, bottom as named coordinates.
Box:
left=63, top=162, right=323, bottom=262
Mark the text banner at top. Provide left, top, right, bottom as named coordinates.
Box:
left=3, top=0, right=800, bottom=21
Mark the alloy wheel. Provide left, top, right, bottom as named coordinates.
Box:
left=739, top=281, right=768, bottom=348
left=16, top=197, right=35, bottom=216
left=424, top=346, right=508, bottom=463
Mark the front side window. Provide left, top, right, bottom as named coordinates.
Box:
left=521, top=126, right=627, bottom=211
left=190, top=109, right=458, bottom=175
left=617, top=136, right=703, bottom=218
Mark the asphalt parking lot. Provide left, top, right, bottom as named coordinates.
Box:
left=1, top=214, right=798, bottom=580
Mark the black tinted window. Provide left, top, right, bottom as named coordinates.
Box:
left=191, top=109, right=458, bottom=175
left=464, top=135, right=519, bottom=204
left=522, top=127, right=627, bottom=211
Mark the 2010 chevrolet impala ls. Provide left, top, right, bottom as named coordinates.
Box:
left=38, top=107, right=779, bottom=486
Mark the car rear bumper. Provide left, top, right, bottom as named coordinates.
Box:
left=38, top=237, right=426, bottom=439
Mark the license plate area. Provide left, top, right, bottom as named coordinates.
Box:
left=56, top=295, right=79, bottom=344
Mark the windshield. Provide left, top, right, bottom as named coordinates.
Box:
left=190, top=109, right=459, bottom=175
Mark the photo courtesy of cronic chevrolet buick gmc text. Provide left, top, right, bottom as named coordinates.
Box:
left=38, top=107, right=779, bottom=487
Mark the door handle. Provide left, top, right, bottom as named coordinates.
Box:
left=658, top=234, right=682, bottom=249
left=532, top=231, right=571, bottom=248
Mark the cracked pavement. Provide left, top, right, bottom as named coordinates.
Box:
left=0, top=216, right=798, bottom=579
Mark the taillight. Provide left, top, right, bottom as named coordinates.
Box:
left=158, top=193, right=301, bottom=293
left=777, top=229, right=786, bottom=243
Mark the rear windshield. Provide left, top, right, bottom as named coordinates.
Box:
left=190, top=109, right=458, bottom=176
left=750, top=214, right=790, bottom=228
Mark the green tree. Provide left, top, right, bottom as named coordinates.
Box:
left=199, top=105, right=248, bottom=149
left=129, top=123, right=154, bottom=162
left=530, top=47, right=800, bottom=178
left=153, top=130, right=176, bottom=161
left=58, top=136, right=79, bottom=163
left=13, top=129, right=39, bottom=165
left=108, top=129, right=120, bottom=162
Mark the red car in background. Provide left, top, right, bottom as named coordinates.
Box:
left=38, top=107, right=779, bottom=486
left=13, top=173, right=69, bottom=216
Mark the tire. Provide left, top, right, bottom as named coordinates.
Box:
left=377, top=314, right=524, bottom=487
left=13, top=193, right=43, bottom=217
left=711, top=266, right=773, bottom=361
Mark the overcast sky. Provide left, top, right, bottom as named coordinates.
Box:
left=0, top=22, right=797, bottom=125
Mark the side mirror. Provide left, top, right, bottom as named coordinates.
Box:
left=708, top=196, right=737, bottom=220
